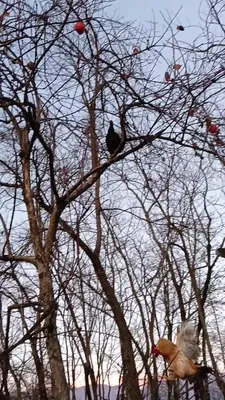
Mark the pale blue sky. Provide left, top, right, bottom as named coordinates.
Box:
left=111, top=0, right=204, bottom=55
left=114, top=0, right=200, bottom=32
left=114, top=0, right=200, bottom=25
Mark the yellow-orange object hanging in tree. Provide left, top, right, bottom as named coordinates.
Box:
left=173, top=64, right=182, bottom=70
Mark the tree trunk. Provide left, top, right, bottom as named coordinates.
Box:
left=18, top=121, right=69, bottom=399
left=39, top=266, right=69, bottom=400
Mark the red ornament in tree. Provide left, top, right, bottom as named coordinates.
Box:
left=208, top=124, right=218, bottom=134
left=74, top=21, right=85, bottom=35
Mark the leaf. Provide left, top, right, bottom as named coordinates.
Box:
left=188, top=108, right=198, bottom=116
left=133, top=47, right=139, bottom=55
left=27, top=62, right=35, bottom=71
left=215, top=138, right=223, bottom=146
left=12, top=59, right=20, bottom=64
left=205, top=117, right=212, bottom=130
left=121, top=73, right=129, bottom=80
left=1, top=11, right=9, bottom=18
left=173, top=64, right=182, bottom=70
left=165, top=72, right=170, bottom=82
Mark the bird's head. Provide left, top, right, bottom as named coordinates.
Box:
left=107, top=121, right=116, bottom=137
left=152, top=338, right=176, bottom=358
left=151, top=344, right=161, bottom=357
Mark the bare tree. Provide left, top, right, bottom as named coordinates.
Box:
left=1, top=0, right=225, bottom=399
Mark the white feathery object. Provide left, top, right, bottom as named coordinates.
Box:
left=176, top=321, right=200, bottom=362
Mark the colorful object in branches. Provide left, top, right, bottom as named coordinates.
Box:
left=173, top=64, right=182, bottom=70
left=192, top=142, right=197, bottom=149
left=177, top=25, right=184, bottom=31
left=152, top=321, right=213, bottom=381
left=74, top=21, right=85, bottom=35
left=208, top=124, right=218, bottom=135
left=165, top=72, right=170, bottom=82
left=151, top=344, right=160, bottom=357
left=133, top=47, right=140, bottom=55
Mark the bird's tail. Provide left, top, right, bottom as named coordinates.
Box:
left=178, top=321, right=196, bottom=337
left=188, top=365, right=214, bottom=383
left=176, top=321, right=200, bottom=361
left=196, top=365, right=214, bottom=379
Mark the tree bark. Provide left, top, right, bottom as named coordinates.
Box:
left=39, top=266, right=69, bottom=400
left=18, top=125, right=69, bottom=400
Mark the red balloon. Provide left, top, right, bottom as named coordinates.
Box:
left=208, top=124, right=218, bottom=134
left=74, top=21, right=85, bottom=35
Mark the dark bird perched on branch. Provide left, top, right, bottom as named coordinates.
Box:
left=216, top=248, right=225, bottom=258
left=106, top=121, right=125, bottom=155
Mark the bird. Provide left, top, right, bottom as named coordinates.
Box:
left=176, top=320, right=200, bottom=361
left=152, top=321, right=213, bottom=381
left=106, top=121, right=124, bottom=155
left=177, top=25, right=185, bottom=31
left=216, top=248, right=225, bottom=258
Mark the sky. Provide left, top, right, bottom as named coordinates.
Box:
left=111, top=0, right=203, bottom=57
left=114, top=0, right=200, bottom=26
